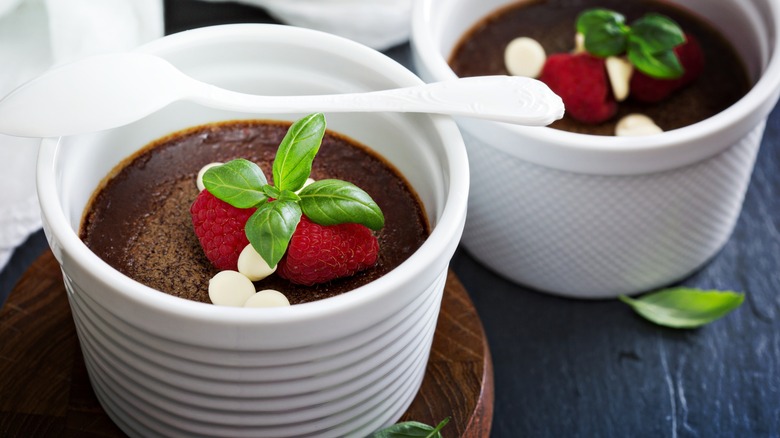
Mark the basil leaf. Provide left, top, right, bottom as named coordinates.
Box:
left=245, top=200, right=302, bottom=267
left=262, top=184, right=281, bottom=199
left=576, top=8, right=625, bottom=34
left=575, top=8, right=686, bottom=79
left=619, top=288, right=745, bottom=329
left=298, top=179, right=385, bottom=230
left=202, top=114, right=385, bottom=273
left=202, top=159, right=268, bottom=208
left=277, top=189, right=301, bottom=203
left=626, top=13, right=684, bottom=78
left=370, top=418, right=450, bottom=438
left=630, top=14, right=685, bottom=52
left=584, top=27, right=628, bottom=57
left=576, top=9, right=628, bottom=57
left=272, top=113, right=326, bottom=193
left=627, top=40, right=684, bottom=78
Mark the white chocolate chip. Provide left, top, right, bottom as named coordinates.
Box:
left=197, top=162, right=223, bottom=191
left=504, top=37, right=546, bottom=78
left=615, top=114, right=663, bottom=137
left=244, top=289, right=290, bottom=308
left=237, top=244, right=277, bottom=281
left=606, top=56, right=634, bottom=102
left=208, top=270, right=256, bottom=306
left=573, top=32, right=586, bottom=54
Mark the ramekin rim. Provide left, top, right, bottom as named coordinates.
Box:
left=37, top=23, right=470, bottom=325
left=410, top=0, right=780, bottom=156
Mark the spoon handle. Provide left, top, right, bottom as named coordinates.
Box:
left=0, top=51, right=563, bottom=138
left=194, top=76, right=564, bottom=126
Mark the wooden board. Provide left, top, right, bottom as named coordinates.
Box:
left=0, top=251, right=493, bottom=437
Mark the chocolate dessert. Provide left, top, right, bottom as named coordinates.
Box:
left=449, top=0, right=751, bottom=135
left=80, top=120, right=429, bottom=305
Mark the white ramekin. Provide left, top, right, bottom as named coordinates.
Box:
left=412, top=0, right=780, bottom=298
left=37, top=24, right=469, bottom=437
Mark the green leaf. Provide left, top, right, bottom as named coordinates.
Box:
left=576, top=8, right=625, bottom=34
left=630, top=14, right=685, bottom=52
left=369, top=417, right=450, bottom=438
left=202, top=159, right=268, bottom=208
left=619, top=288, right=745, bottom=329
left=575, top=8, right=686, bottom=79
left=277, top=189, right=301, bottom=203
left=204, top=114, right=385, bottom=272
left=627, top=13, right=685, bottom=78
left=245, top=200, right=302, bottom=267
left=298, top=179, right=385, bottom=230
left=576, top=9, right=628, bottom=57
left=262, top=184, right=281, bottom=199
left=272, top=113, right=326, bottom=193
left=627, top=40, right=684, bottom=79
left=584, top=26, right=628, bottom=57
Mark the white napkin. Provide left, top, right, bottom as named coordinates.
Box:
left=199, top=0, right=413, bottom=50
left=0, top=0, right=163, bottom=270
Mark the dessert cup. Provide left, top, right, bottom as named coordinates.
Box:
left=411, top=0, right=780, bottom=298
left=36, top=24, right=469, bottom=437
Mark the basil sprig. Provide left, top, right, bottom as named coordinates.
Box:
left=619, top=288, right=744, bottom=329
left=576, top=8, right=686, bottom=79
left=202, top=113, right=385, bottom=267
left=201, top=158, right=268, bottom=208
left=369, top=417, right=450, bottom=438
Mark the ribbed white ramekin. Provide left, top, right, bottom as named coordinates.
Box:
left=412, top=0, right=780, bottom=298
left=37, top=24, right=468, bottom=437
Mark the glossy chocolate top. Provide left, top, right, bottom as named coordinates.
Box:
left=450, top=0, right=751, bottom=135
left=80, top=120, right=429, bottom=304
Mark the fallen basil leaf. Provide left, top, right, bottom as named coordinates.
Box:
left=619, top=288, right=744, bottom=329
left=370, top=417, right=450, bottom=438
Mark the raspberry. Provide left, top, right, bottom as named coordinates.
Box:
left=277, top=216, right=379, bottom=286
left=539, top=53, right=617, bottom=124
left=190, top=189, right=256, bottom=271
left=629, top=33, right=705, bottom=103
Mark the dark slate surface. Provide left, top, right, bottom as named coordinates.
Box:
left=450, top=85, right=780, bottom=438
left=1, top=1, right=778, bottom=436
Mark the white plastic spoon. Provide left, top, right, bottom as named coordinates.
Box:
left=0, top=52, right=564, bottom=138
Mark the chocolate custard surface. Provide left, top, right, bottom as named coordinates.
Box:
left=450, top=0, right=751, bottom=135
left=80, top=120, right=429, bottom=304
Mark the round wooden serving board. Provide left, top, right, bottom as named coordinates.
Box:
left=0, top=251, right=493, bottom=437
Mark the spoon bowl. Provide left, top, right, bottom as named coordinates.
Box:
left=0, top=52, right=563, bottom=138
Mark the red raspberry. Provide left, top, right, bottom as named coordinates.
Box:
left=277, top=216, right=379, bottom=286
left=629, top=33, right=705, bottom=103
left=539, top=53, right=617, bottom=124
left=190, top=189, right=256, bottom=271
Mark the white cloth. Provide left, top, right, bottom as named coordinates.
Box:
left=0, top=0, right=163, bottom=270
left=199, top=0, right=412, bottom=50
